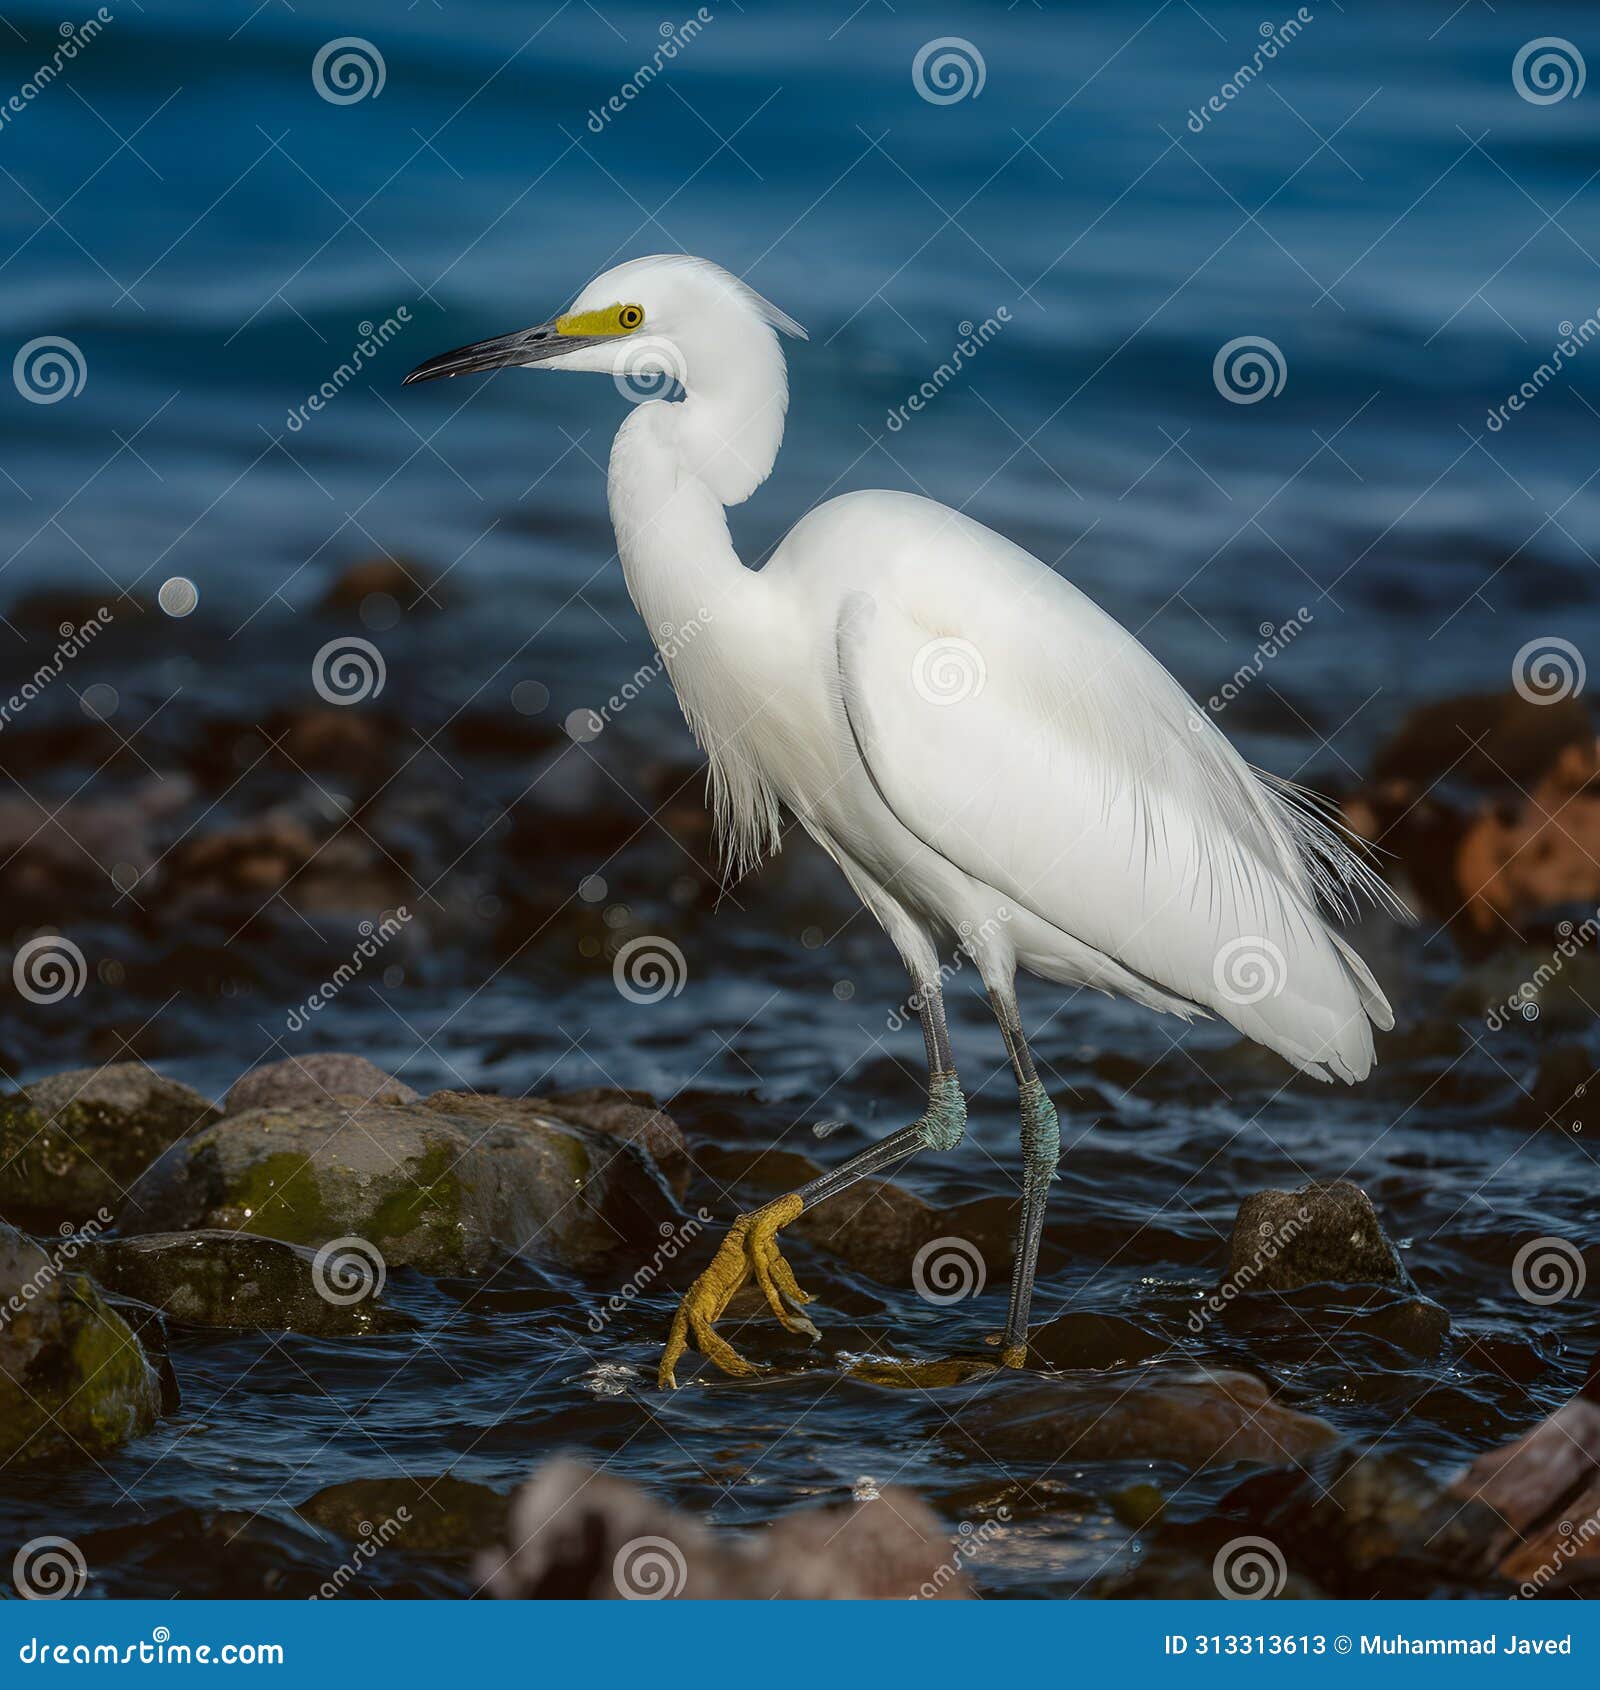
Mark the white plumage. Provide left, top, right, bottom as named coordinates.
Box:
left=408, top=253, right=1396, bottom=1383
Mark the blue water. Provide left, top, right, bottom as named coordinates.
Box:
left=4, top=0, right=1597, bottom=740
left=0, top=0, right=1595, bottom=1599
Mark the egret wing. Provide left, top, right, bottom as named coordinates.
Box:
left=835, top=584, right=1390, bottom=1082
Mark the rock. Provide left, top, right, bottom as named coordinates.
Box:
left=123, top=1096, right=679, bottom=1274
left=1455, top=742, right=1600, bottom=935
left=0, top=1063, right=218, bottom=1224
left=82, top=1231, right=413, bottom=1335
left=950, top=1366, right=1339, bottom=1469
left=0, top=1221, right=161, bottom=1466
left=167, top=810, right=410, bottom=921
left=1028, top=1311, right=1168, bottom=1371
left=794, top=1177, right=946, bottom=1283
left=225, top=1054, right=418, bottom=1115
left=1447, top=1392, right=1600, bottom=1571
left=1499, top=1475, right=1600, bottom=1594
left=480, top=1459, right=974, bottom=1598
left=1224, top=1180, right=1407, bottom=1292
left=297, top=1476, right=508, bottom=1553
left=1224, top=1452, right=1474, bottom=1595
left=1371, top=690, right=1591, bottom=791
left=320, top=555, right=443, bottom=613
left=429, top=1089, right=688, bottom=1189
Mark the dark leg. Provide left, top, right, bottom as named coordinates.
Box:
left=991, top=986, right=1060, bottom=1367
left=658, top=978, right=965, bottom=1388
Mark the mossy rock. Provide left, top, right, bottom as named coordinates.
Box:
left=0, top=1064, right=218, bottom=1225
left=82, top=1231, right=414, bottom=1336
left=428, top=1088, right=688, bottom=1188
left=0, top=1221, right=161, bottom=1466
left=120, top=1098, right=679, bottom=1274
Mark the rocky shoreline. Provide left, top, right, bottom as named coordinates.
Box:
left=1, top=1047, right=1594, bottom=1599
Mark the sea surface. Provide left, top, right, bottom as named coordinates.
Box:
left=0, top=0, right=1595, bottom=1597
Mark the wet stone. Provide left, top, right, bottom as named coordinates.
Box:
left=83, top=1231, right=414, bottom=1336
left=0, top=1063, right=218, bottom=1226
left=0, top=1221, right=162, bottom=1467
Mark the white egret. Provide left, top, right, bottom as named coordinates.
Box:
left=406, top=254, right=1395, bottom=1390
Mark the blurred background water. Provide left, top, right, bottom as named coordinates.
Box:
left=0, top=0, right=1596, bottom=1599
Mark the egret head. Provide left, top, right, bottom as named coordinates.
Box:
left=404, top=253, right=804, bottom=397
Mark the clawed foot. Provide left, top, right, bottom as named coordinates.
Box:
left=657, top=1193, right=818, bottom=1389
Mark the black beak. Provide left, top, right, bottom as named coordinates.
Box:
left=403, top=322, right=611, bottom=385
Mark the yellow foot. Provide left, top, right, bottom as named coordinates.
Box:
left=657, top=1193, right=817, bottom=1389
left=850, top=1337, right=1030, bottom=1388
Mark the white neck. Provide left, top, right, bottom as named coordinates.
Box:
left=604, top=326, right=791, bottom=872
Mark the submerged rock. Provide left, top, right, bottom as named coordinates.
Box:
left=1223, top=1452, right=1478, bottom=1596
left=0, top=1221, right=161, bottom=1466
left=1028, top=1311, right=1168, bottom=1371
left=1204, top=1181, right=1447, bottom=1357
left=83, top=1231, right=413, bottom=1335
left=0, top=1063, right=217, bottom=1223
left=122, top=1096, right=679, bottom=1274
left=297, top=1475, right=508, bottom=1553
left=950, top=1365, right=1339, bottom=1469
left=225, top=1054, right=418, bottom=1115
left=480, top=1459, right=973, bottom=1598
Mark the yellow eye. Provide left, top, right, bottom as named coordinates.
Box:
left=618, top=304, right=644, bottom=330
